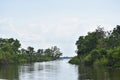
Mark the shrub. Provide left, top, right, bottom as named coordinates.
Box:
left=69, top=56, right=81, bottom=64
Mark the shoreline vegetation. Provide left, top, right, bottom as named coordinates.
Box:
left=69, top=25, right=120, bottom=68
left=0, top=38, right=62, bottom=64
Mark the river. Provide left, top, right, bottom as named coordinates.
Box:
left=0, top=59, right=120, bottom=80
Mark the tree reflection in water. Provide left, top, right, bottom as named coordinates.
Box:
left=0, top=61, right=120, bottom=80
left=78, top=65, right=120, bottom=80
left=0, top=65, right=19, bottom=80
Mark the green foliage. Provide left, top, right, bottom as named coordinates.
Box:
left=94, top=56, right=108, bottom=66
left=0, top=38, right=62, bottom=64
left=107, top=47, right=120, bottom=67
left=69, top=25, right=120, bottom=67
left=76, top=27, right=105, bottom=56
left=69, top=56, right=81, bottom=64
left=84, top=54, right=93, bottom=65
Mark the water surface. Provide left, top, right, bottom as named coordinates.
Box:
left=0, top=59, right=120, bottom=80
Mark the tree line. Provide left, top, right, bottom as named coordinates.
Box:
left=0, top=38, right=62, bottom=64
left=69, top=25, right=120, bottom=67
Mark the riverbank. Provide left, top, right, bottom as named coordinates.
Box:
left=69, top=25, right=120, bottom=68
left=0, top=38, right=62, bottom=64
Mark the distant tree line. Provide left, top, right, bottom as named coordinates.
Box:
left=0, top=38, right=62, bottom=64
left=69, top=25, right=120, bottom=67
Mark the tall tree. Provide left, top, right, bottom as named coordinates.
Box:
left=27, top=46, right=34, bottom=54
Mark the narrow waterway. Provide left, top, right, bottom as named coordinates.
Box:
left=0, top=59, right=120, bottom=80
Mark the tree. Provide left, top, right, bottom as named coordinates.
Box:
left=51, top=46, right=62, bottom=59
left=11, top=39, right=21, bottom=54
left=27, top=46, right=34, bottom=54
left=44, top=48, right=52, bottom=57
left=112, top=25, right=120, bottom=38
left=69, top=25, right=120, bottom=67
left=37, top=49, right=44, bottom=56
left=76, top=27, right=106, bottom=56
left=20, top=48, right=27, bottom=54
left=0, top=38, right=63, bottom=64
left=95, top=27, right=105, bottom=39
left=76, top=36, right=85, bottom=56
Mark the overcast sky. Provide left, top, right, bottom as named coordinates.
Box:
left=0, top=0, right=120, bottom=56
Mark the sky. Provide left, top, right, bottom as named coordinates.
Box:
left=0, top=0, right=120, bottom=56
